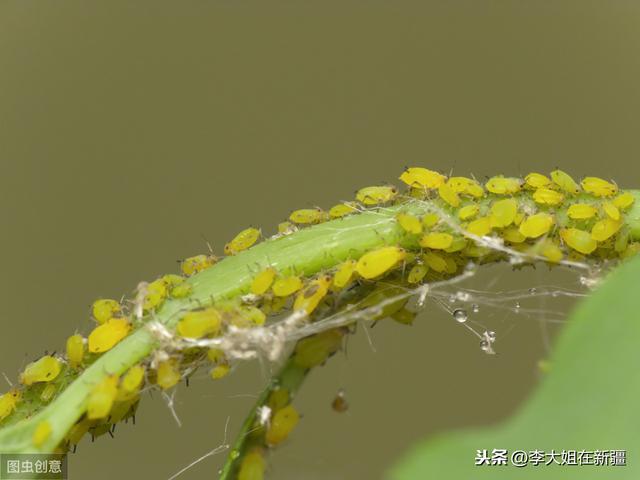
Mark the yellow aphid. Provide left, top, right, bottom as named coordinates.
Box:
left=422, top=213, right=439, bottom=227
left=294, top=275, right=332, bottom=314
left=581, top=176, right=618, bottom=197
left=289, top=208, right=328, bottom=225
left=161, top=274, right=184, bottom=287
left=615, top=228, right=629, bottom=253
left=613, top=192, right=635, bottom=209
left=524, top=172, right=551, bottom=189
left=356, top=185, right=398, bottom=205
left=88, top=318, right=131, bottom=353
left=540, top=240, right=563, bottom=263
left=234, top=306, right=266, bottom=327
left=91, top=299, right=121, bottom=324
left=423, top=251, right=447, bottom=273
left=170, top=282, right=193, bottom=299
left=446, top=176, right=472, bottom=193
left=32, top=420, right=52, bottom=447
left=294, top=329, right=344, bottom=368
left=207, top=348, right=226, bottom=364
left=514, top=212, right=525, bottom=225
left=176, top=308, right=222, bottom=339
left=419, top=232, right=453, bottom=250
left=443, top=256, right=458, bottom=274
left=533, top=187, right=564, bottom=206
left=0, top=389, right=21, bottom=421
left=180, top=254, right=216, bottom=276
left=277, top=221, right=296, bottom=235
left=87, top=375, right=119, bottom=419
left=210, top=364, right=230, bottom=380
left=602, top=202, right=620, bottom=220
left=272, top=275, right=304, bottom=297
left=591, top=218, right=621, bottom=242
left=156, top=360, right=181, bottom=389
left=40, top=383, right=57, bottom=402
left=268, top=388, right=290, bottom=411
left=224, top=227, right=261, bottom=255
left=519, top=213, right=554, bottom=239
left=332, top=260, right=357, bottom=289
left=502, top=227, right=525, bottom=243
left=20, top=356, right=62, bottom=386
left=355, top=246, right=406, bottom=279
left=458, top=204, right=479, bottom=221
left=490, top=198, right=518, bottom=228
left=238, top=448, right=266, bottom=480
left=464, top=181, right=485, bottom=198
left=250, top=267, right=277, bottom=295
left=438, top=183, right=460, bottom=207
left=550, top=169, right=581, bottom=194
left=444, top=237, right=468, bottom=253
left=329, top=202, right=358, bottom=219
left=391, top=308, right=417, bottom=326
left=466, top=216, right=493, bottom=237
left=485, top=176, right=521, bottom=195
left=560, top=228, right=597, bottom=254
left=66, top=334, right=85, bottom=368
left=120, top=365, right=145, bottom=396
left=143, top=279, right=167, bottom=311
left=399, top=167, right=445, bottom=189
left=396, top=213, right=423, bottom=234
left=407, top=263, right=428, bottom=283
left=567, top=203, right=597, bottom=220
left=266, top=404, right=300, bottom=446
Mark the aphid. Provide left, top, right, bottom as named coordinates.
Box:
left=458, top=204, right=479, bottom=221
left=170, top=282, right=193, bottom=299
left=355, top=185, right=398, bottom=205
left=332, top=260, right=357, bottom=289
left=180, top=254, right=216, bottom=276
left=329, top=202, right=358, bottom=219
left=399, top=167, right=445, bottom=189
left=615, top=228, right=630, bottom=253
left=20, top=356, right=62, bottom=386
left=446, top=176, right=483, bottom=197
left=0, top=389, right=21, bottom=421
left=156, top=359, right=181, bottom=389
left=207, top=348, right=226, bottom=364
left=88, top=318, right=132, bottom=353
left=143, top=279, right=168, bottom=311
left=423, top=251, right=447, bottom=273
left=443, top=256, right=458, bottom=274
left=591, top=218, right=621, bottom=242
left=541, top=240, right=563, bottom=263
left=210, top=364, right=230, bottom=380
left=355, top=246, right=406, bottom=279
left=289, top=208, right=329, bottom=225
left=332, top=388, right=349, bottom=413
left=602, top=201, right=620, bottom=220
left=233, top=306, right=267, bottom=327
left=161, top=274, right=185, bottom=288
left=489, top=198, right=518, bottom=228
left=501, top=227, right=526, bottom=243
left=224, top=227, right=261, bottom=255
left=612, top=192, right=635, bottom=209
left=66, top=334, right=85, bottom=368
left=250, top=267, right=277, bottom=295
left=533, top=187, right=564, bottom=206
left=32, top=420, right=52, bottom=447
left=396, top=212, right=423, bottom=234
left=466, top=216, right=492, bottom=237
left=391, top=308, right=417, bottom=325
left=40, top=383, right=57, bottom=403
left=581, top=176, right=618, bottom=197
left=277, top=221, right=297, bottom=235
left=91, top=299, right=121, bottom=324
left=238, top=448, right=266, bottom=480
left=272, top=275, right=303, bottom=297
left=419, top=232, right=453, bottom=250
left=176, top=308, right=222, bottom=339
left=87, top=375, right=119, bottom=420
left=567, top=203, right=597, bottom=220
left=119, top=365, right=145, bottom=398
left=294, top=329, right=344, bottom=368
left=519, top=213, right=554, bottom=239
left=407, top=263, right=428, bottom=283
left=524, top=172, right=551, bottom=189
left=550, top=169, right=581, bottom=194
left=265, top=404, right=300, bottom=446
left=268, top=388, right=290, bottom=411
left=560, top=228, right=597, bottom=254
left=444, top=237, right=468, bottom=253
left=485, top=176, right=521, bottom=195
left=438, top=183, right=460, bottom=207
left=293, top=275, right=332, bottom=314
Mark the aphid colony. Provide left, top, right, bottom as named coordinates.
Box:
left=1, top=167, right=636, bottom=479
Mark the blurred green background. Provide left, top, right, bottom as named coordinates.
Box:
left=1, top=1, right=639, bottom=478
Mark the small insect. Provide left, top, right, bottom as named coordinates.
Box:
left=277, top=221, right=297, bottom=235
left=533, top=187, right=564, bottom=206
left=88, top=318, right=132, bottom=353
left=540, top=239, right=563, bottom=263
left=396, top=212, right=423, bottom=234
left=272, top=275, right=304, bottom=297
left=445, top=177, right=484, bottom=198
left=518, top=213, right=554, bottom=239
left=355, top=246, right=406, bottom=279
left=20, top=355, right=62, bottom=386
left=231, top=306, right=267, bottom=328
left=524, top=172, right=551, bottom=189
left=422, top=251, right=447, bottom=273
left=581, top=176, right=618, bottom=197
left=332, top=388, right=349, bottom=413
left=119, top=365, right=145, bottom=399
left=0, top=389, right=21, bottom=421
left=91, top=299, right=121, bottom=324
left=180, top=254, right=216, bottom=276
left=143, top=279, right=168, bottom=311
left=399, top=167, right=446, bottom=189
left=176, top=308, right=222, bottom=339
left=550, top=169, right=581, bottom=194
left=224, top=227, right=261, bottom=255
left=466, top=216, right=493, bottom=237
left=458, top=204, right=479, bottom=221
left=156, top=359, right=181, bottom=390
left=612, top=192, right=635, bottom=209
left=485, top=176, right=521, bottom=195
left=161, top=274, right=184, bottom=288
left=250, top=267, right=277, bottom=295
left=355, top=185, right=398, bottom=205
left=87, top=375, right=119, bottom=420
left=332, top=260, right=357, bottom=289
left=444, top=236, right=468, bottom=253
left=289, top=208, right=329, bottom=225
left=39, top=383, right=57, bottom=403
left=421, top=213, right=440, bottom=228
left=438, top=183, right=460, bottom=207
left=591, top=218, right=621, bottom=242
left=32, top=420, right=52, bottom=447
left=391, top=307, right=417, bottom=325
left=560, top=228, right=598, bottom=254
left=294, top=330, right=344, bottom=369
left=407, top=263, right=428, bottom=283
left=293, top=275, right=332, bottom=314
left=237, top=448, right=266, bottom=480
left=489, top=198, right=518, bottom=228
left=210, top=363, right=230, bottom=380
left=66, top=334, right=85, bottom=368
left=567, top=203, right=597, bottom=220
left=207, top=348, right=226, bottom=364
left=419, top=232, right=453, bottom=250
left=256, top=405, right=272, bottom=428
left=602, top=201, right=620, bottom=220
left=329, top=202, right=358, bottom=219
left=265, top=404, right=300, bottom=446
left=170, top=282, right=193, bottom=299
left=501, top=227, right=526, bottom=244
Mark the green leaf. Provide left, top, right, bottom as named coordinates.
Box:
left=390, top=255, right=640, bottom=480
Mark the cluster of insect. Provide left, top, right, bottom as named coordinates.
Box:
left=0, top=167, right=636, bottom=480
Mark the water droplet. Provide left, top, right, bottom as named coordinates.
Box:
left=452, top=308, right=468, bottom=323
left=515, top=301, right=521, bottom=310
left=471, top=304, right=479, bottom=313
left=486, top=331, right=496, bottom=342
left=479, top=340, right=490, bottom=351
left=528, top=287, right=537, bottom=294
left=448, top=295, right=456, bottom=303
left=456, top=291, right=470, bottom=302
